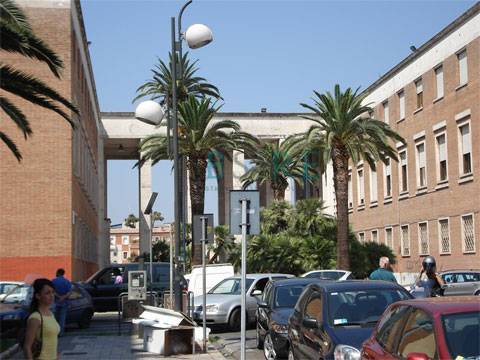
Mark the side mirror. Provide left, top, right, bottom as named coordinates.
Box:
left=251, top=289, right=262, bottom=297
left=406, top=353, right=429, bottom=360
left=302, top=317, right=319, bottom=329
left=257, top=300, right=269, bottom=309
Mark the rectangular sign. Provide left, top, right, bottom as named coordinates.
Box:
left=193, top=214, right=214, bottom=244
left=229, top=190, right=260, bottom=235
left=128, top=270, right=147, bottom=301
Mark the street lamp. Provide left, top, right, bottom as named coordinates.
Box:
left=135, top=0, right=213, bottom=312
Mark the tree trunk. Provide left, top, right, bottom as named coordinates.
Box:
left=332, top=144, right=350, bottom=270
left=272, top=184, right=286, bottom=201
left=188, top=156, right=208, bottom=265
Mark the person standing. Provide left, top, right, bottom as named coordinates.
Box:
left=369, top=257, right=397, bottom=283
left=51, top=268, right=72, bottom=336
left=24, top=278, right=60, bottom=360
left=415, top=256, right=444, bottom=297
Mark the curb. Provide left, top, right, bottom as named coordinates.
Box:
left=0, top=344, right=19, bottom=360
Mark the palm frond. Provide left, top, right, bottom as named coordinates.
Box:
left=0, top=131, right=22, bottom=161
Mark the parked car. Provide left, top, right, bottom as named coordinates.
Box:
left=0, top=283, right=94, bottom=338
left=300, top=270, right=353, bottom=281
left=186, top=263, right=234, bottom=298
left=256, top=277, right=323, bottom=359
left=0, top=282, right=28, bottom=303
left=193, top=273, right=293, bottom=331
left=362, top=296, right=480, bottom=359
left=0, top=281, right=24, bottom=299
left=81, top=262, right=186, bottom=312
left=440, top=269, right=480, bottom=296
left=288, top=280, right=412, bottom=360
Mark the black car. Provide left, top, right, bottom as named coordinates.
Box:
left=82, top=262, right=186, bottom=312
left=256, top=278, right=323, bottom=359
left=288, top=280, right=412, bottom=360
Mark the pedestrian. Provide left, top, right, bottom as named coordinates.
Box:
left=51, top=268, right=72, bottom=336
left=415, top=256, right=444, bottom=297
left=369, top=256, right=397, bottom=283
left=23, top=278, right=60, bottom=360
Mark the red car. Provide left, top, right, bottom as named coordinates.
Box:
left=362, top=296, right=479, bottom=360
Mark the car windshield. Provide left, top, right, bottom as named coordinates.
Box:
left=273, top=285, right=306, bottom=308
left=442, top=311, right=480, bottom=359
left=208, top=278, right=254, bottom=295
left=328, top=289, right=410, bottom=326
left=305, top=271, right=344, bottom=280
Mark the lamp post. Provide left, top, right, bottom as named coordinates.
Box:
left=135, top=0, right=213, bottom=311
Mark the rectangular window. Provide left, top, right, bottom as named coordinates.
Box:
left=384, top=158, right=392, bottom=198
left=357, top=168, right=364, bottom=205
left=436, top=133, right=448, bottom=182
left=457, top=50, right=468, bottom=86
left=435, top=66, right=444, bottom=99
left=461, top=214, right=475, bottom=253
left=401, top=225, right=410, bottom=256
left=122, top=235, right=129, bottom=245
left=438, top=219, right=450, bottom=254
left=385, top=227, right=393, bottom=248
left=418, top=222, right=429, bottom=255
left=415, top=79, right=423, bottom=109
left=398, top=91, right=405, bottom=120
left=370, top=168, right=378, bottom=203
left=358, top=232, right=365, bottom=243
left=399, top=151, right=408, bottom=193
left=416, top=142, right=426, bottom=188
left=383, top=101, right=389, bottom=124
left=123, top=252, right=128, bottom=259
left=348, top=172, right=353, bottom=208
left=458, top=123, right=472, bottom=175
left=372, top=230, right=378, bottom=243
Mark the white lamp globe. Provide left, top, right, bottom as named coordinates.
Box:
left=135, top=100, right=164, bottom=126
left=185, top=24, right=213, bottom=49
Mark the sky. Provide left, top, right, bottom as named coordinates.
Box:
left=80, top=0, right=476, bottom=225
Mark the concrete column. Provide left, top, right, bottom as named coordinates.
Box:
left=285, top=177, right=295, bottom=204
left=218, top=152, right=233, bottom=225
left=232, top=150, right=244, bottom=190
left=138, top=154, right=152, bottom=255
left=96, top=133, right=108, bottom=267
left=322, top=162, right=336, bottom=216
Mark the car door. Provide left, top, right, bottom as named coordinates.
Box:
left=441, top=273, right=456, bottom=296
left=301, top=290, right=327, bottom=359
left=395, top=308, right=438, bottom=359
left=257, top=282, right=272, bottom=334
left=94, top=266, right=127, bottom=310
left=447, top=273, right=471, bottom=296
left=247, top=277, right=269, bottom=321
left=66, top=284, right=86, bottom=322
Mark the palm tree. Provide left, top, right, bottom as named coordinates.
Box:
left=208, top=225, right=236, bottom=264
left=124, top=213, right=139, bottom=228
left=241, top=140, right=317, bottom=200
left=298, top=84, right=405, bottom=270
left=0, top=0, right=78, bottom=161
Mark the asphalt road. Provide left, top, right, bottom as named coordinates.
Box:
left=210, top=325, right=264, bottom=360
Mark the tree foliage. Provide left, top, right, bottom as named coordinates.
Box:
left=124, top=213, right=139, bottom=228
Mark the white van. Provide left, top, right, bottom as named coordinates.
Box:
left=186, top=263, right=234, bottom=298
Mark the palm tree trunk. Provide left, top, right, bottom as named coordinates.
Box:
left=332, top=144, right=350, bottom=270
left=188, top=156, right=208, bottom=265
left=272, top=184, right=286, bottom=200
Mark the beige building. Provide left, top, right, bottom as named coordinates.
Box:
left=349, top=4, right=479, bottom=282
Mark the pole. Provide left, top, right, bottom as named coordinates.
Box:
left=240, top=199, right=248, bottom=360
left=171, top=16, right=182, bottom=312
left=170, top=227, right=174, bottom=308
left=200, top=216, right=208, bottom=353
left=149, top=214, right=154, bottom=296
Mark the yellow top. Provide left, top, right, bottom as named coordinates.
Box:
left=28, top=311, right=60, bottom=360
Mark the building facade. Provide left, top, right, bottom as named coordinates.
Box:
left=109, top=224, right=172, bottom=264
left=349, top=4, right=479, bottom=282
left=0, top=0, right=108, bottom=281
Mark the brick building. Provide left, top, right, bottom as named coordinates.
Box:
left=349, top=4, right=479, bottom=282
left=110, top=224, right=172, bottom=264
left=0, top=0, right=108, bottom=281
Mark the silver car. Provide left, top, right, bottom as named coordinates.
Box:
left=440, top=269, right=480, bottom=296
left=192, top=273, right=293, bottom=331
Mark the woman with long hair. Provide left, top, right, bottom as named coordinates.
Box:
left=23, top=278, right=60, bottom=359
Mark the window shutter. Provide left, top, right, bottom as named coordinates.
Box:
left=438, top=135, right=446, bottom=161
left=461, top=125, right=471, bottom=154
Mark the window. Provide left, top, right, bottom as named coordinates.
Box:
left=416, top=142, right=427, bottom=188
left=438, top=218, right=450, bottom=254
left=385, top=227, right=393, bottom=248
left=370, top=168, right=377, bottom=203
left=399, top=150, right=408, bottom=193
left=401, top=225, right=410, bottom=256
left=458, top=122, right=472, bottom=175
left=122, top=235, right=129, bottom=245
left=461, top=214, right=475, bottom=253
left=397, top=309, right=436, bottom=358
left=415, top=79, right=423, bottom=109
left=348, top=171, right=353, bottom=208
left=435, top=133, right=448, bottom=182
left=457, top=50, right=468, bottom=86
left=357, top=168, right=364, bottom=205
left=418, top=222, right=429, bottom=255
left=358, top=232, right=365, bottom=243
left=372, top=230, right=378, bottom=243
left=383, top=101, right=389, bottom=124
left=123, top=252, right=128, bottom=259
left=398, top=91, right=405, bottom=120
left=384, top=158, right=392, bottom=198
left=305, top=292, right=323, bottom=322
left=110, top=236, right=116, bottom=244
left=435, top=66, right=444, bottom=99
left=375, top=305, right=410, bottom=353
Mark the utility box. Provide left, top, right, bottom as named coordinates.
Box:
left=143, top=326, right=194, bottom=355
left=128, top=270, right=147, bottom=301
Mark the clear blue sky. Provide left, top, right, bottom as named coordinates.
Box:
left=80, top=0, right=476, bottom=225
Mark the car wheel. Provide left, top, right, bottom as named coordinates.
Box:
left=228, top=308, right=241, bottom=331
left=78, top=309, right=93, bottom=329
left=256, top=323, right=264, bottom=349
left=475, top=290, right=480, bottom=296
left=288, top=347, right=295, bottom=360
left=263, top=333, right=277, bottom=360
